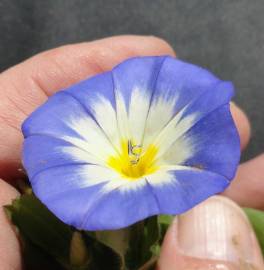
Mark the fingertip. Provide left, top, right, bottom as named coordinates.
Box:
left=224, top=154, right=264, bottom=209
left=158, top=196, right=264, bottom=270
left=230, top=102, right=251, bottom=150
left=132, top=35, right=176, bottom=56
left=95, top=35, right=176, bottom=55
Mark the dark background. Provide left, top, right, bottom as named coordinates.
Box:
left=0, top=0, right=263, bottom=161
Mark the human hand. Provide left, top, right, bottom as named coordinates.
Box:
left=0, top=35, right=262, bottom=269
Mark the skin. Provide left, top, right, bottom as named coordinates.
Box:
left=0, top=35, right=262, bottom=269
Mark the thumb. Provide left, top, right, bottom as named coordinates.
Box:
left=158, top=196, right=264, bottom=270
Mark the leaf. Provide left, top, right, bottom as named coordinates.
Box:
left=88, top=217, right=161, bottom=269
left=158, top=215, right=174, bottom=226
left=142, top=216, right=160, bottom=259
left=125, top=216, right=160, bottom=270
left=158, top=215, right=174, bottom=242
left=81, top=233, right=123, bottom=270
left=94, top=228, right=130, bottom=268
left=5, top=194, right=73, bottom=266
left=21, top=235, right=65, bottom=270
left=244, top=208, right=264, bottom=256
left=5, top=194, right=123, bottom=270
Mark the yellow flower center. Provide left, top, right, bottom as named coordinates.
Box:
left=108, top=140, right=159, bottom=179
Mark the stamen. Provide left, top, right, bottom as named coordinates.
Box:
left=127, top=140, right=142, bottom=165
left=108, top=139, right=159, bottom=179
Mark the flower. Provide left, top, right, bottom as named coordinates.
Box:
left=22, top=56, right=240, bottom=230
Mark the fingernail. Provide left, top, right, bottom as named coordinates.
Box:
left=177, top=195, right=264, bottom=269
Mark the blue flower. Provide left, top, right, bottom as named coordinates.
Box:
left=22, top=56, right=240, bottom=230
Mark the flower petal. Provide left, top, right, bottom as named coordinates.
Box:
left=143, top=58, right=221, bottom=148
left=31, top=164, right=124, bottom=197
left=22, top=91, right=117, bottom=164
left=180, top=104, right=240, bottom=179
left=154, top=81, right=235, bottom=162
left=41, top=183, right=106, bottom=229
left=31, top=164, right=158, bottom=230
left=30, top=163, right=124, bottom=229
left=65, top=72, right=120, bottom=148
left=23, top=135, right=103, bottom=178
left=112, top=56, right=166, bottom=143
left=80, top=181, right=159, bottom=230
left=146, top=167, right=229, bottom=214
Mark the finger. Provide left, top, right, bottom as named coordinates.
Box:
left=223, top=154, right=264, bottom=209
left=158, top=196, right=264, bottom=270
left=0, top=179, right=21, bottom=270
left=230, top=102, right=251, bottom=150
left=0, top=35, right=175, bottom=181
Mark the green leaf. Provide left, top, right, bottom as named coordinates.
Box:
left=244, top=208, right=264, bottom=256
left=95, top=229, right=129, bottom=256
left=125, top=216, right=160, bottom=270
left=5, top=194, right=73, bottom=266
left=158, top=215, right=174, bottom=226
left=94, top=228, right=130, bottom=268
left=81, top=233, right=123, bottom=270
left=142, top=216, right=160, bottom=259
left=158, top=215, right=174, bottom=242
left=5, top=194, right=123, bottom=270
left=88, top=217, right=161, bottom=269
left=21, top=235, right=65, bottom=270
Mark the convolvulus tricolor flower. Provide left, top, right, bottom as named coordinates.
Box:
left=22, top=56, right=240, bottom=230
